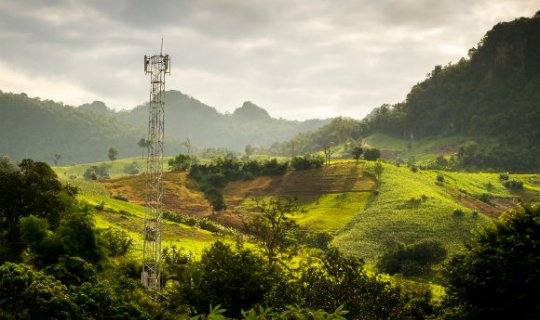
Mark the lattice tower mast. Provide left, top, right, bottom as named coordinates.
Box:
left=141, top=43, right=170, bottom=293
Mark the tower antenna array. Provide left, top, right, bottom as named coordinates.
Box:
left=141, top=44, right=170, bottom=293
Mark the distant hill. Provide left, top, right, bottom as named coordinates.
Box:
left=110, top=90, right=329, bottom=151
left=0, top=91, right=184, bottom=164
left=0, top=90, right=328, bottom=164
left=272, top=11, right=540, bottom=172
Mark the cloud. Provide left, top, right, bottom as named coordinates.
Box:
left=0, top=0, right=537, bottom=119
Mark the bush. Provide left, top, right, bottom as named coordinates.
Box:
left=364, top=148, right=381, bottom=161
left=168, top=154, right=198, bottom=172
left=305, top=232, right=333, bottom=250
left=291, top=155, right=324, bottom=170
left=123, top=161, right=140, bottom=175
left=453, top=209, right=465, bottom=217
left=436, top=174, right=445, bottom=183
left=199, top=218, right=222, bottom=233
left=170, top=241, right=278, bottom=318
left=99, top=228, right=133, bottom=257
left=499, top=173, right=509, bottom=180
left=503, top=179, right=523, bottom=190
left=377, top=239, right=447, bottom=276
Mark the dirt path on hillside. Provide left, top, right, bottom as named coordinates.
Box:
left=446, top=188, right=518, bottom=217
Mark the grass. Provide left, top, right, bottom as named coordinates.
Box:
left=333, top=162, right=491, bottom=263
left=363, top=133, right=477, bottom=163
left=52, top=157, right=174, bottom=180
left=293, top=192, right=372, bottom=232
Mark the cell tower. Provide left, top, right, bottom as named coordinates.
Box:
left=141, top=42, right=170, bottom=293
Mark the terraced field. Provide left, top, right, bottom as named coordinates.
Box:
left=100, top=172, right=213, bottom=217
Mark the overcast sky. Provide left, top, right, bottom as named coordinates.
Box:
left=0, top=0, right=537, bottom=120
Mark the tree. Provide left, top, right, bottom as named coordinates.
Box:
left=0, top=159, right=74, bottom=261
left=377, top=239, right=447, bottom=276
left=205, top=188, right=226, bottom=213
left=137, top=138, right=147, bottom=158
left=364, top=148, right=381, bottom=161
left=169, top=241, right=278, bottom=317
left=374, top=161, right=384, bottom=187
left=0, top=262, right=76, bottom=318
left=181, top=137, right=192, bottom=154
left=351, top=146, right=363, bottom=163
left=54, top=153, right=62, bottom=166
left=323, top=143, right=333, bottom=166
left=297, top=249, right=412, bottom=319
left=0, top=156, right=17, bottom=172
left=168, top=154, right=197, bottom=172
left=108, top=147, right=118, bottom=161
left=442, top=203, right=540, bottom=319
left=245, top=197, right=299, bottom=264
left=244, top=144, right=255, bottom=159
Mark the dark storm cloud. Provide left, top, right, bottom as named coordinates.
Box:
left=0, top=0, right=537, bottom=119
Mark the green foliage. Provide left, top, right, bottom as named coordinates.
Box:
left=503, top=179, right=523, bottom=190
left=442, top=203, right=540, bottom=319
left=99, top=228, right=133, bottom=257
left=291, top=154, right=324, bottom=170
left=245, top=197, right=299, bottom=263
left=84, top=163, right=111, bottom=180
left=295, top=249, right=412, bottom=319
left=205, top=189, right=227, bottom=213
left=0, top=156, right=17, bottom=172
left=168, top=241, right=278, bottom=318
left=351, top=145, right=363, bottom=163
left=377, top=239, right=447, bottom=276
left=169, top=153, right=198, bottom=172
left=364, top=148, right=381, bottom=161
left=0, top=91, right=188, bottom=164
left=123, top=161, right=140, bottom=175
left=0, top=262, right=76, bottom=318
left=108, top=147, right=118, bottom=161
left=43, top=256, right=97, bottom=286
left=0, top=159, right=75, bottom=261
left=69, top=281, right=148, bottom=319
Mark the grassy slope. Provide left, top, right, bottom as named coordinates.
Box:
left=362, top=133, right=474, bottom=163
left=52, top=157, right=174, bottom=180
left=225, top=162, right=376, bottom=233
left=333, top=162, right=492, bottom=263
left=59, top=157, right=539, bottom=264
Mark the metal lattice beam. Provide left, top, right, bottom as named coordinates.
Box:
left=141, top=50, right=170, bottom=293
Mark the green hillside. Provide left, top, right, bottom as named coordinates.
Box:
left=0, top=91, right=185, bottom=164
left=269, top=12, right=540, bottom=172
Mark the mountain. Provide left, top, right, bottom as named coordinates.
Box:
left=273, top=11, right=540, bottom=172
left=0, top=91, right=184, bottom=164
left=111, top=90, right=330, bottom=151
left=0, top=89, right=328, bottom=164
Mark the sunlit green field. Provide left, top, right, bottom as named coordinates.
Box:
left=52, top=157, right=173, bottom=180
left=333, top=162, right=493, bottom=263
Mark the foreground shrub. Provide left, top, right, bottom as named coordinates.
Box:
left=442, top=203, right=540, bottom=319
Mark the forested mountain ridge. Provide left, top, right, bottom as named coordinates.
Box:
left=0, top=91, right=184, bottom=164
left=0, top=90, right=328, bottom=164
left=273, top=11, right=540, bottom=172
left=110, top=90, right=330, bottom=150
